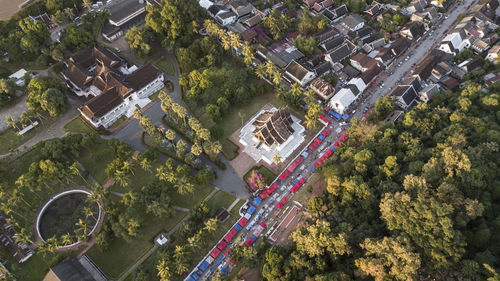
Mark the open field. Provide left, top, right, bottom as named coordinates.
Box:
left=0, top=0, right=24, bottom=20
left=77, top=140, right=118, bottom=184
left=63, top=116, right=96, bottom=134
left=155, top=56, right=175, bottom=76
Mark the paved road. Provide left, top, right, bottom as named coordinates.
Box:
left=0, top=95, right=28, bottom=131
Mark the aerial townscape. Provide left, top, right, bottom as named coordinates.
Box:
left=1, top=0, right=500, bottom=280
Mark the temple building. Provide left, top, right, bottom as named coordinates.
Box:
left=62, top=47, right=164, bottom=129
left=240, top=107, right=305, bottom=164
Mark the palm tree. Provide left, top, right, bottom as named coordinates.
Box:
left=69, top=162, right=89, bottom=185
left=238, top=110, right=246, bottom=126
left=173, top=246, right=189, bottom=275
left=1, top=202, right=29, bottom=222
left=241, top=41, right=255, bottom=66
left=221, top=34, right=232, bottom=51
left=122, top=160, right=136, bottom=176
left=273, top=153, right=281, bottom=164
left=191, top=142, right=202, bottom=156
left=139, top=158, right=152, bottom=173
left=229, top=31, right=242, bottom=49
left=304, top=88, right=316, bottom=105
left=133, top=108, right=143, bottom=120
left=156, top=259, right=171, bottom=281
left=13, top=228, right=32, bottom=246
left=204, top=218, right=219, bottom=232
left=61, top=233, right=73, bottom=246
left=75, top=219, right=89, bottom=242
left=83, top=0, right=92, bottom=11
left=114, top=170, right=130, bottom=187
left=176, top=180, right=193, bottom=195
left=5, top=116, right=15, bottom=129
left=290, top=83, right=303, bottom=97
left=255, top=63, right=267, bottom=80
left=46, top=236, right=59, bottom=252
left=165, top=129, right=176, bottom=143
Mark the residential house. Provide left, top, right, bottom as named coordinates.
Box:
left=216, top=11, right=237, bottom=25
left=423, top=7, right=438, bottom=20
left=451, top=65, right=467, bottom=79
left=431, top=61, right=452, bottom=81
left=208, top=4, right=223, bottom=17
left=486, top=44, right=500, bottom=63
left=8, top=69, right=28, bottom=86
left=102, top=0, right=147, bottom=41
left=406, top=0, right=427, bottom=14
left=241, top=28, right=257, bottom=43
left=312, top=0, right=334, bottom=13
left=405, top=75, right=423, bottom=92
left=313, top=27, right=339, bottom=44
left=342, top=14, right=365, bottom=31
left=413, top=55, right=438, bottom=81
left=325, top=43, right=354, bottom=65
left=360, top=63, right=383, bottom=85
left=419, top=83, right=440, bottom=103
left=471, top=38, right=490, bottom=53
left=244, top=13, right=263, bottom=27
left=392, top=85, right=418, bottom=109
left=364, top=1, right=382, bottom=17
left=342, top=65, right=360, bottom=78
left=375, top=47, right=396, bottom=67
left=390, top=37, right=411, bottom=57
left=439, top=29, right=471, bottom=55
left=400, top=21, right=426, bottom=40
left=304, top=0, right=319, bottom=8
left=328, top=88, right=357, bottom=114
left=350, top=52, right=379, bottom=72
left=269, top=40, right=305, bottom=66
left=0, top=215, right=33, bottom=263
left=348, top=77, right=367, bottom=93
left=314, top=61, right=332, bottom=76
left=62, top=47, right=164, bottom=128
left=255, top=45, right=288, bottom=69
left=362, top=38, right=385, bottom=53
left=439, top=76, right=460, bottom=90
left=309, top=77, right=335, bottom=100
left=484, top=32, right=499, bottom=45
left=348, top=26, right=374, bottom=40
left=384, top=110, right=404, bottom=123
left=320, top=36, right=347, bottom=52
left=458, top=58, right=483, bottom=72
left=283, top=61, right=316, bottom=86
left=484, top=72, right=500, bottom=86
left=229, top=0, right=254, bottom=18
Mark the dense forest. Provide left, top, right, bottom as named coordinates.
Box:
left=238, top=83, right=500, bottom=280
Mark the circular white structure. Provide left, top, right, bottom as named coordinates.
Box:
left=35, top=189, right=102, bottom=248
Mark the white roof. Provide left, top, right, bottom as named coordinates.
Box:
left=328, top=88, right=356, bottom=112
left=442, top=33, right=463, bottom=49
left=199, top=0, right=213, bottom=9
left=9, top=69, right=27, bottom=80
left=348, top=77, right=367, bottom=93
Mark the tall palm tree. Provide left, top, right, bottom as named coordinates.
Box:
left=204, top=218, right=219, bottom=232
left=122, top=160, right=136, bottom=176
left=290, top=83, right=303, bottom=98
left=304, top=88, right=316, bottom=105
left=69, top=162, right=89, bottom=185
left=139, top=158, right=152, bottom=173
left=82, top=0, right=92, bottom=11
left=156, top=259, right=171, bottom=281
left=13, top=228, right=32, bottom=246
left=114, top=170, right=129, bottom=187
left=176, top=180, right=194, bottom=195
left=1, top=202, right=29, bottom=222
left=5, top=116, right=15, bottom=129
left=133, top=108, right=143, bottom=120
left=255, top=63, right=267, bottom=80
left=229, top=31, right=242, bottom=49
left=61, top=233, right=73, bottom=246
left=273, top=153, right=281, bottom=164
left=221, top=34, right=232, bottom=51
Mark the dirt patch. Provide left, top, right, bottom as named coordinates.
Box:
left=269, top=205, right=302, bottom=246
left=299, top=177, right=326, bottom=208
left=238, top=266, right=261, bottom=281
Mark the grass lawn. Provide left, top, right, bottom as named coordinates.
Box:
left=171, top=184, right=213, bottom=209
left=243, top=165, right=277, bottom=187
left=88, top=209, right=187, bottom=279
left=63, top=116, right=96, bottom=133
left=148, top=89, right=163, bottom=101
left=187, top=90, right=291, bottom=160
left=77, top=140, right=116, bottom=184
left=293, top=173, right=321, bottom=206
left=205, top=190, right=237, bottom=211
left=0, top=124, right=39, bottom=154
left=155, top=56, right=175, bottom=76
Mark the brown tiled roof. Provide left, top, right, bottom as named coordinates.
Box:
left=351, top=52, right=378, bottom=70
left=63, top=61, right=93, bottom=89
left=244, top=14, right=263, bottom=27
left=284, top=61, right=310, bottom=82
left=241, top=28, right=257, bottom=41
left=391, top=37, right=410, bottom=56
left=360, top=63, right=383, bottom=84
left=414, top=55, right=438, bottom=81
left=253, top=108, right=295, bottom=147
left=81, top=87, right=123, bottom=119
left=123, top=64, right=161, bottom=92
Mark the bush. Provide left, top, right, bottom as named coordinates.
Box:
left=36, top=53, right=52, bottom=66
left=164, top=80, right=174, bottom=92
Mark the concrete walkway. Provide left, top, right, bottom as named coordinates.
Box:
left=227, top=198, right=241, bottom=212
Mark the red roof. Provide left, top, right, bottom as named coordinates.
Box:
left=210, top=248, right=221, bottom=258
left=260, top=222, right=267, bottom=227
left=217, top=241, right=228, bottom=250
left=299, top=177, right=306, bottom=184
left=224, top=228, right=238, bottom=242
left=244, top=238, right=254, bottom=248
left=230, top=259, right=236, bottom=265
left=278, top=170, right=291, bottom=181
left=238, top=218, right=248, bottom=226
left=321, top=128, right=331, bottom=136
left=281, top=197, right=288, bottom=203
left=276, top=202, right=283, bottom=209
left=259, top=191, right=269, bottom=199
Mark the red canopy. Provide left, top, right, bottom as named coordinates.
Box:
left=260, top=222, right=267, bottom=227
left=224, top=247, right=231, bottom=256
left=276, top=202, right=283, bottom=209
left=230, top=259, right=236, bottom=265
left=217, top=241, right=227, bottom=250
left=238, top=217, right=248, bottom=226
left=224, top=228, right=238, bottom=242
left=323, top=106, right=330, bottom=112
left=299, top=178, right=306, bottom=184
left=278, top=170, right=291, bottom=181
left=210, top=248, right=221, bottom=258
left=281, top=197, right=288, bottom=203
left=259, top=190, right=269, bottom=199
left=321, top=128, right=331, bottom=136
left=244, top=238, right=254, bottom=248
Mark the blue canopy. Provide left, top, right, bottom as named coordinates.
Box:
left=199, top=261, right=209, bottom=271
left=310, top=166, right=315, bottom=172
left=187, top=277, right=195, bottom=281
left=318, top=135, right=325, bottom=140
left=301, top=151, right=309, bottom=158
left=342, top=114, right=349, bottom=120
left=292, top=178, right=299, bottom=185
left=192, top=273, right=199, bottom=280
left=275, top=179, right=281, bottom=186
left=234, top=224, right=242, bottom=231
left=221, top=268, right=228, bottom=274
left=253, top=197, right=262, bottom=206
left=247, top=205, right=256, bottom=215
left=250, top=234, right=257, bottom=241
